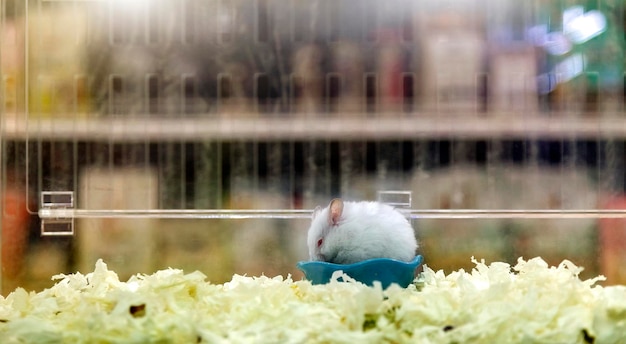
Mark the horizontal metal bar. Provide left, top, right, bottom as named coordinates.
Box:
left=38, top=209, right=315, bottom=219
left=38, top=208, right=626, bottom=220
left=409, top=209, right=626, bottom=219
left=7, top=115, right=626, bottom=141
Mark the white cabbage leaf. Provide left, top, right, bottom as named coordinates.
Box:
left=0, top=257, right=624, bottom=343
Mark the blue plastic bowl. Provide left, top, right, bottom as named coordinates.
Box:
left=297, top=255, right=424, bottom=289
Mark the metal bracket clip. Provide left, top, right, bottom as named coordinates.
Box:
left=377, top=190, right=412, bottom=208
left=40, top=191, right=75, bottom=236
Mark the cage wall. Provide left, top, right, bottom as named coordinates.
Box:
left=1, top=0, right=626, bottom=293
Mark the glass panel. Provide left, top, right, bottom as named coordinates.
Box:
left=1, top=0, right=626, bottom=298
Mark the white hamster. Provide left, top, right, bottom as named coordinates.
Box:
left=307, top=198, right=418, bottom=264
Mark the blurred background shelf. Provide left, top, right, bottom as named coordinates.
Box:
left=4, top=113, right=626, bottom=141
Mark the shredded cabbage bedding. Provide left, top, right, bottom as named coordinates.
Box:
left=0, top=257, right=625, bottom=344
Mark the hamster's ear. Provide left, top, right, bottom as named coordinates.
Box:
left=328, top=198, right=344, bottom=226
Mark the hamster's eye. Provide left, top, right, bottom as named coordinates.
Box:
left=317, top=238, right=323, bottom=247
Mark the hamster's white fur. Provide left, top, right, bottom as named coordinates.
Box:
left=307, top=199, right=417, bottom=264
